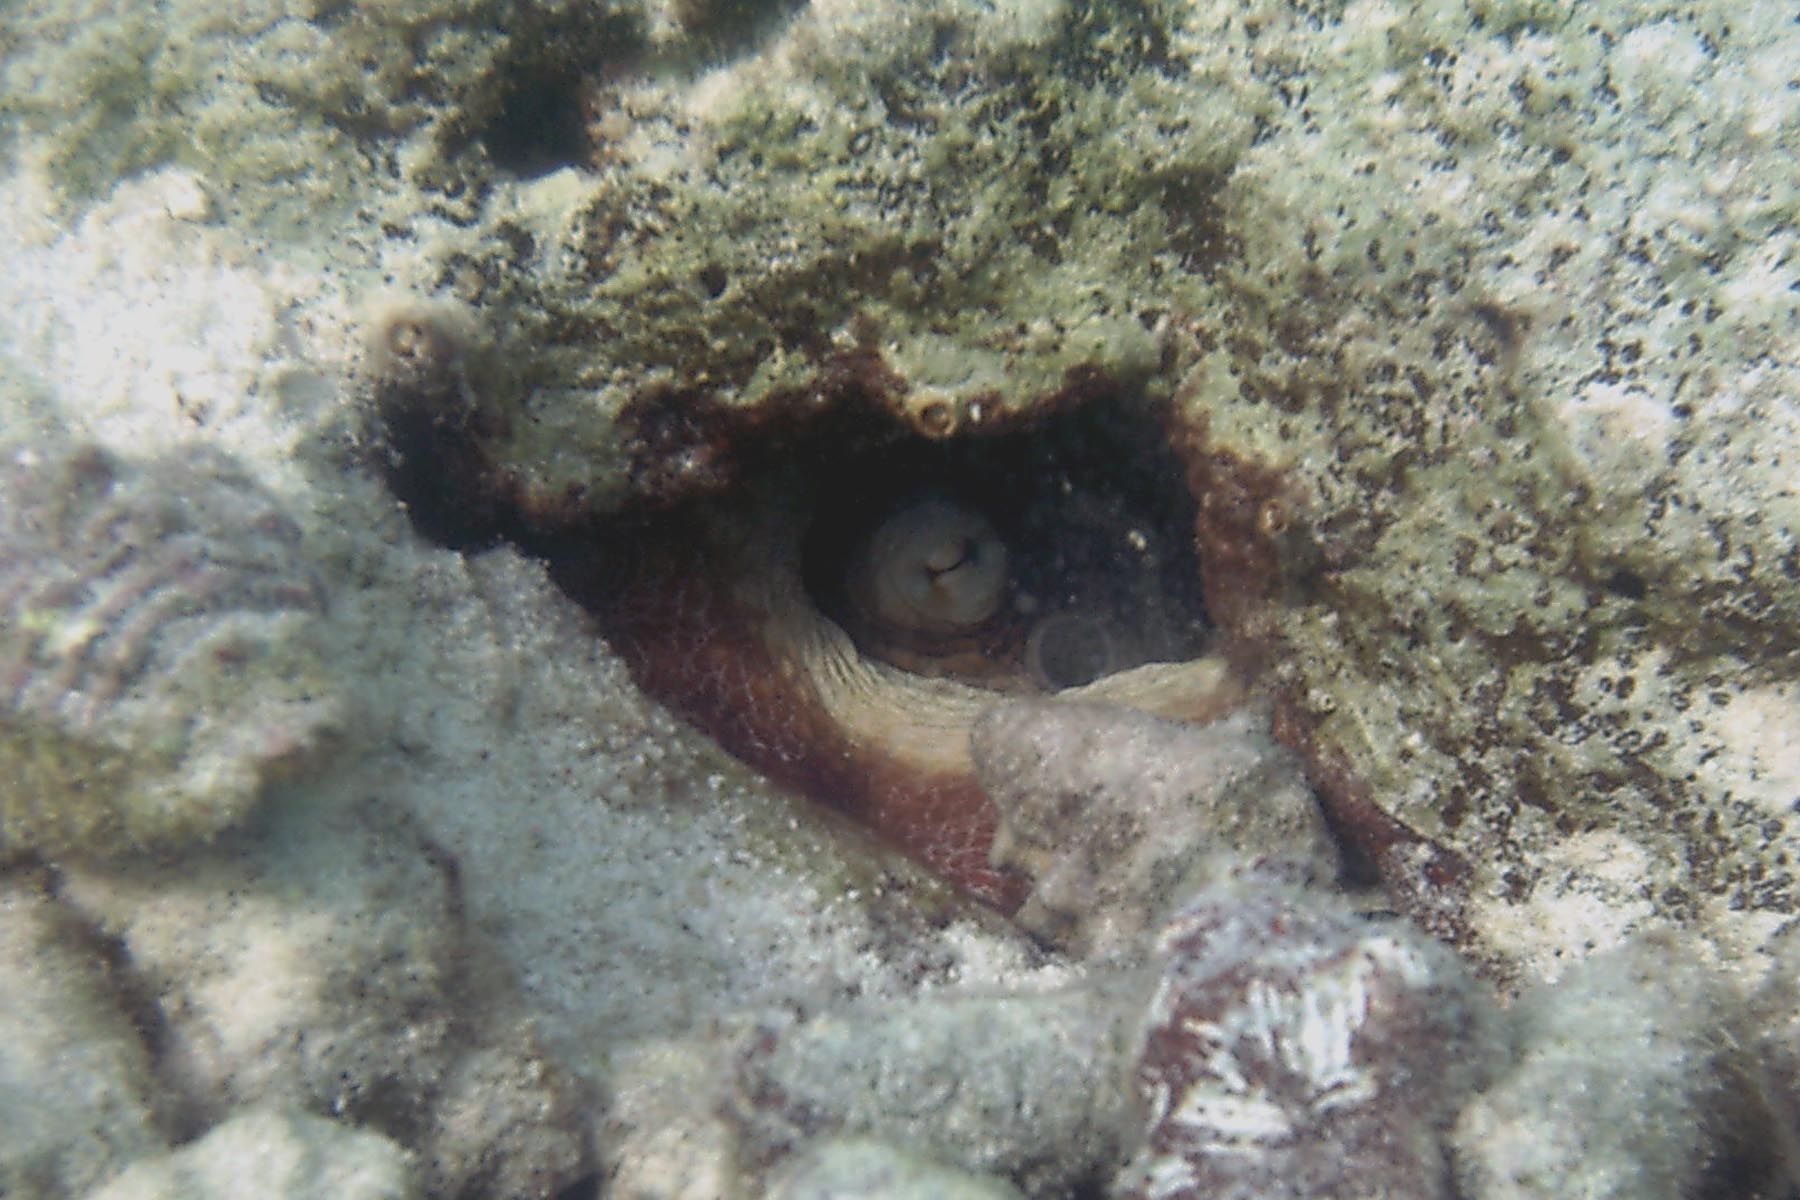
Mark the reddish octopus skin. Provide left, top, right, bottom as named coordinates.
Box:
left=553, top=525, right=1032, bottom=912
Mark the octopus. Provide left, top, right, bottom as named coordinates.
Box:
left=553, top=395, right=1239, bottom=910
left=368, top=320, right=1246, bottom=910
left=368, top=318, right=1461, bottom=928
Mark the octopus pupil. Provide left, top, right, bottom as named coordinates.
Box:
left=927, top=538, right=978, bottom=578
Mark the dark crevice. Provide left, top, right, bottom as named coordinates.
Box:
left=375, top=353, right=1211, bottom=699
left=794, top=396, right=1212, bottom=689
left=372, top=348, right=1217, bottom=907
left=481, top=66, right=594, bottom=177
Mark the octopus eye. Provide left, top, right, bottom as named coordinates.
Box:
left=852, top=499, right=1008, bottom=637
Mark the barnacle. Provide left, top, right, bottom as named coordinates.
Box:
left=898, top=390, right=963, bottom=440
left=1116, top=870, right=1499, bottom=1199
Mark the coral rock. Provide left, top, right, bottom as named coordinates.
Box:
left=1117, top=872, right=1498, bottom=1200
left=55, top=794, right=591, bottom=1200
left=419, top=1022, right=592, bottom=1200
left=0, top=439, right=340, bottom=860
left=766, top=1136, right=1025, bottom=1200
left=728, top=986, right=1137, bottom=1198
left=971, top=699, right=1336, bottom=960
left=600, top=1036, right=746, bottom=1200
left=0, top=878, right=164, bottom=1200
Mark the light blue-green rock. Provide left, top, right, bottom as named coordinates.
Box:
left=1452, top=933, right=1780, bottom=1199
left=81, top=1108, right=417, bottom=1200
left=0, top=881, right=163, bottom=1200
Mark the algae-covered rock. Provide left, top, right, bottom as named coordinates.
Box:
left=1157, top=0, right=1800, bottom=978
left=0, top=0, right=646, bottom=224
left=0, top=439, right=341, bottom=861
left=7, top=0, right=1800, bottom=1196
left=356, top=0, right=1800, bottom=985
left=377, top=0, right=1246, bottom=512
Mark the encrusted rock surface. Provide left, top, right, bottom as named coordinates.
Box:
left=1162, top=0, right=1800, bottom=979
left=765, top=1136, right=1026, bottom=1200
left=406, top=0, right=1240, bottom=512
left=52, top=792, right=592, bottom=1200
left=0, top=0, right=653, bottom=227
left=1454, top=932, right=1789, bottom=1199
left=726, top=984, right=1137, bottom=1197
left=323, top=0, right=1800, bottom=982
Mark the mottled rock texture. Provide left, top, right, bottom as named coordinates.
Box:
left=1166, top=0, right=1800, bottom=982
left=53, top=794, right=592, bottom=1200
left=972, top=699, right=1336, bottom=960
left=332, top=0, right=1800, bottom=981
left=1749, top=922, right=1800, bottom=1164
left=4, top=0, right=1799, bottom=1196
left=8, top=0, right=1784, bottom=984
left=1453, top=932, right=1790, bottom=1199
left=0, top=880, right=164, bottom=1200
left=371, top=0, right=1246, bottom=512
left=766, top=1136, right=1026, bottom=1200
left=0, top=0, right=655, bottom=226
left=726, top=985, right=1137, bottom=1197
